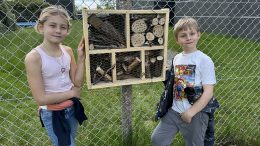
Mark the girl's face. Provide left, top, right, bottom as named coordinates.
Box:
left=39, top=15, right=69, bottom=44
left=176, top=27, right=200, bottom=53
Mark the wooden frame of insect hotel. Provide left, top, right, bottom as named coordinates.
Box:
left=83, top=8, right=170, bottom=89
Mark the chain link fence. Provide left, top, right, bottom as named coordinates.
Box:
left=0, top=0, right=259, bottom=145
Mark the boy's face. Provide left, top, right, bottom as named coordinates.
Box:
left=176, top=27, right=200, bottom=52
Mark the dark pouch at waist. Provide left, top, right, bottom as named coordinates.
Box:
left=184, top=86, right=203, bottom=105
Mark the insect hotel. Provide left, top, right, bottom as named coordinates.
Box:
left=82, top=8, right=170, bottom=89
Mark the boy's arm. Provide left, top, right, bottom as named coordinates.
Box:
left=181, top=84, right=214, bottom=123
left=181, top=55, right=216, bottom=123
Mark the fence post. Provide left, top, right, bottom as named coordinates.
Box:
left=116, top=1, right=133, bottom=145
left=121, top=85, right=132, bottom=146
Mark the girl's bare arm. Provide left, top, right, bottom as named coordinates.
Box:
left=25, top=50, right=80, bottom=106
left=66, top=37, right=85, bottom=87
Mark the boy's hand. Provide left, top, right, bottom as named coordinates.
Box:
left=180, top=111, right=194, bottom=123
left=77, top=37, right=85, bottom=61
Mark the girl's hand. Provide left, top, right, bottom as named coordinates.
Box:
left=77, top=37, right=85, bottom=61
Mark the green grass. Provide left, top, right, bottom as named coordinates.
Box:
left=0, top=20, right=259, bottom=146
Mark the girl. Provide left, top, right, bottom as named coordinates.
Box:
left=25, top=5, right=86, bottom=146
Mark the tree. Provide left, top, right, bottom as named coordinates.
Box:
left=7, top=0, right=49, bottom=21
left=0, top=0, right=16, bottom=33
left=97, top=0, right=116, bottom=9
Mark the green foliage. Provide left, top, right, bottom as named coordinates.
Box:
left=97, top=0, right=116, bottom=9
left=7, top=0, right=49, bottom=21
left=0, top=0, right=16, bottom=33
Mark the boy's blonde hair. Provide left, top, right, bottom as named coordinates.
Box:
left=173, top=17, right=200, bottom=40
left=35, top=5, right=71, bottom=33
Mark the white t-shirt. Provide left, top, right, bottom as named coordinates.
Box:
left=171, top=50, right=216, bottom=113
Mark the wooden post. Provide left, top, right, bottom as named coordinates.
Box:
left=121, top=85, right=132, bottom=146
left=117, top=1, right=133, bottom=145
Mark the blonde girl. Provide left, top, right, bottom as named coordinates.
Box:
left=25, top=5, right=86, bottom=146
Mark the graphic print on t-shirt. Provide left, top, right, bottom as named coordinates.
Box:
left=174, top=65, right=196, bottom=100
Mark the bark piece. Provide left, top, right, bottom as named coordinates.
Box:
left=126, top=57, right=141, bottom=74
left=96, top=66, right=112, bottom=81
left=144, top=51, right=151, bottom=78
left=88, top=14, right=125, bottom=46
left=154, top=56, right=164, bottom=77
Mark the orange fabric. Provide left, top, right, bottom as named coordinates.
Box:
left=47, top=100, right=73, bottom=111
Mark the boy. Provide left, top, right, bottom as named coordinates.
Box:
left=151, top=17, right=218, bottom=146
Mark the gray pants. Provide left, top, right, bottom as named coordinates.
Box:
left=151, top=108, right=209, bottom=146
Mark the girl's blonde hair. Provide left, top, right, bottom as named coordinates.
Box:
left=173, top=17, right=200, bottom=40
left=35, top=5, right=71, bottom=33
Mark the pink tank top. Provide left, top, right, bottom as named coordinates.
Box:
left=35, top=47, right=73, bottom=110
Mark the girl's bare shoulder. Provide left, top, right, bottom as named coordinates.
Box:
left=62, top=45, right=72, bottom=51
left=25, top=48, right=41, bottom=64
left=61, top=45, right=74, bottom=55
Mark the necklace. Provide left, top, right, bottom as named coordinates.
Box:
left=55, top=51, right=66, bottom=74
left=55, top=50, right=67, bottom=83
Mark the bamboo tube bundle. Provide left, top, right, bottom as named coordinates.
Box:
left=130, top=14, right=167, bottom=47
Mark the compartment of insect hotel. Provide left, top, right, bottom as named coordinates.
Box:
left=88, top=13, right=126, bottom=50
left=83, top=8, right=169, bottom=89
left=90, top=54, right=113, bottom=85
left=130, top=14, right=167, bottom=47
left=116, top=51, right=141, bottom=80
left=145, top=50, right=164, bottom=78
